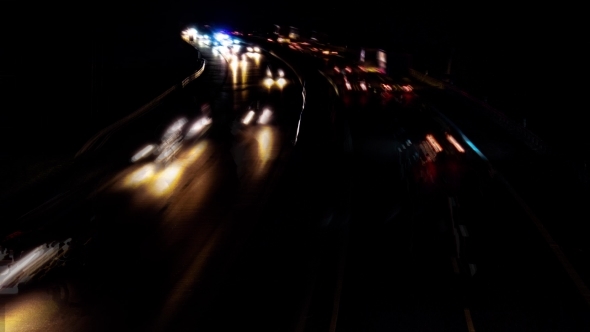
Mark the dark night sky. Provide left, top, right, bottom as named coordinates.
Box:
left=2, top=1, right=583, bottom=147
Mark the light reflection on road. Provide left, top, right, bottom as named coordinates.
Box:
left=256, top=125, right=276, bottom=177
left=4, top=291, right=61, bottom=332
left=117, top=140, right=210, bottom=201
left=0, top=36, right=300, bottom=332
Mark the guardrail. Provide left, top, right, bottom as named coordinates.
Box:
left=408, top=68, right=547, bottom=154
left=76, top=58, right=206, bottom=157
left=408, top=68, right=445, bottom=89
left=262, top=48, right=306, bottom=145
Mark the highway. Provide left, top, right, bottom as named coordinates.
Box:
left=0, top=29, right=589, bottom=332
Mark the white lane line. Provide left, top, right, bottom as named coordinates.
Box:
left=318, top=70, right=340, bottom=97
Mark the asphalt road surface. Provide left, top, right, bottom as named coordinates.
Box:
left=1, top=35, right=589, bottom=332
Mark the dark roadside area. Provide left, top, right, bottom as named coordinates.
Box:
left=416, top=84, right=590, bottom=296
left=0, top=23, right=201, bottom=234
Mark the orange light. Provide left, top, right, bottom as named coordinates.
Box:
left=446, top=134, right=465, bottom=153
left=426, top=134, right=443, bottom=153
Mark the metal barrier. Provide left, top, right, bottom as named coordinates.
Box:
left=182, top=59, right=206, bottom=87
left=76, top=58, right=206, bottom=157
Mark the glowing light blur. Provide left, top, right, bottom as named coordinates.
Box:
left=163, top=118, right=187, bottom=140
left=243, top=110, right=255, bottom=124
left=151, top=162, right=182, bottom=196
left=131, top=144, right=156, bottom=163
left=446, top=134, right=465, bottom=153
left=278, top=69, right=284, bottom=77
left=276, top=77, right=286, bottom=89
left=0, top=240, right=71, bottom=292
left=125, top=163, right=157, bottom=188
left=264, top=77, right=274, bottom=89
left=426, top=134, right=443, bottom=153
left=120, top=141, right=209, bottom=197
left=180, top=141, right=208, bottom=166
left=345, top=82, right=352, bottom=90
left=254, top=47, right=260, bottom=53
left=231, top=56, right=239, bottom=73
left=247, top=47, right=253, bottom=52
left=360, top=82, right=367, bottom=91
left=4, top=292, right=60, bottom=330
left=185, top=117, right=212, bottom=139
left=155, top=141, right=182, bottom=164
left=214, top=32, right=229, bottom=41
left=258, top=108, right=272, bottom=124
left=257, top=126, right=274, bottom=172
left=241, top=59, right=248, bottom=84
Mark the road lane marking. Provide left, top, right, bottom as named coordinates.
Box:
left=318, top=70, right=340, bottom=97
left=464, top=308, right=476, bottom=332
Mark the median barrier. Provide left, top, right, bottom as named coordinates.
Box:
left=76, top=57, right=206, bottom=157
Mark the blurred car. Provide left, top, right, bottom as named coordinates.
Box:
left=238, top=101, right=274, bottom=127
left=263, top=65, right=287, bottom=89
left=131, top=116, right=212, bottom=166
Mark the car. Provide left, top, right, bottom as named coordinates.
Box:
left=263, top=65, right=287, bottom=89
left=130, top=116, right=212, bottom=166
left=238, top=101, right=274, bottom=127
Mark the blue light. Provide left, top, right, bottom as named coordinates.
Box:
left=461, top=134, right=488, bottom=161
